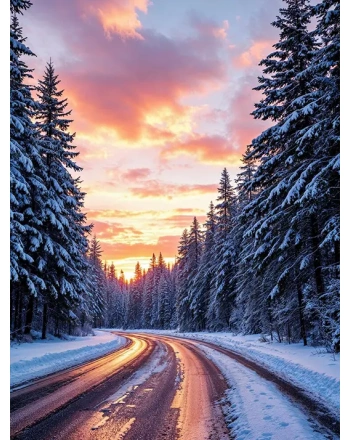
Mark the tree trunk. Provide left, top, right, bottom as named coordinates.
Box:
left=10, top=289, right=14, bottom=332
left=297, top=283, right=307, bottom=346
left=310, top=214, right=324, bottom=297
left=24, top=295, right=34, bottom=335
left=13, top=289, right=19, bottom=334
left=41, top=302, right=48, bottom=339
left=18, top=291, right=23, bottom=334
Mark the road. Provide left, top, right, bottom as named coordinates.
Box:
left=10, top=332, right=339, bottom=440
left=11, top=333, right=230, bottom=440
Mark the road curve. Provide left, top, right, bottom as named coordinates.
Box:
left=149, top=333, right=340, bottom=437
left=11, top=332, right=230, bottom=440
left=10, top=335, right=154, bottom=438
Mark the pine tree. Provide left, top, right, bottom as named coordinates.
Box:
left=142, top=253, right=156, bottom=328
left=189, top=202, right=216, bottom=331
left=210, top=169, right=236, bottom=330
left=158, top=272, right=171, bottom=329
left=238, top=0, right=320, bottom=343
left=176, top=229, right=191, bottom=331
left=296, top=0, right=340, bottom=349
left=84, top=236, right=105, bottom=331
left=34, top=60, right=91, bottom=335
left=10, top=5, right=48, bottom=337
left=128, top=262, right=143, bottom=328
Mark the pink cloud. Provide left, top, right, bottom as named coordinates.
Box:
left=190, top=14, right=229, bottom=41
left=92, top=220, right=143, bottom=240
left=26, top=1, right=228, bottom=146
left=129, top=180, right=218, bottom=199
left=227, top=76, right=271, bottom=150
left=99, top=235, right=180, bottom=260
left=233, top=40, right=274, bottom=68
left=79, top=0, right=150, bottom=40
left=122, top=168, right=151, bottom=182
left=161, top=134, right=242, bottom=164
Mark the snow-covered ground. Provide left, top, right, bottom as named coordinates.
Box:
left=10, top=330, right=126, bottom=387
left=126, top=330, right=340, bottom=417
left=200, top=343, right=329, bottom=440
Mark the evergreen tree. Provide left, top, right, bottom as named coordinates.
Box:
left=189, top=202, right=216, bottom=331
left=34, top=60, right=91, bottom=335
left=296, top=0, right=340, bottom=349
left=176, top=229, right=190, bottom=331
left=128, top=262, right=143, bottom=328
left=85, top=236, right=105, bottom=330
left=210, top=169, right=236, bottom=330
left=158, top=272, right=171, bottom=329
left=142, top=253, right=157, bottom=328
left=10, top=4, right=47, bottom=337
left=240, top=0, right=321, bottom=344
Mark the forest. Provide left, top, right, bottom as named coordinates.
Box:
left=10, top=0, right=339, bottom=351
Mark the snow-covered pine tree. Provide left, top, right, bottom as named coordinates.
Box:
left=127, top=262, right=143, bottom=328
left=242, top=0, right=330, bottom=345
left=175, top=229, right=191, bottom=331
left=158, top=272, right=171, bottom=329
left=10, top=5, right=47, bottom=337
left=142, top=253, right=157, bottom=328
left=84, top=236, right=105, bottom=330
left=294, top=0, right=340, bottom=349
left=150, top=253, right=165, bottom=328
left=235, top=145, right=257, bottom=205
left=176, top=218, right=203, bottom=331
left=209, top=169, right=236, bottom=330
left=231, top=151, right=268, bottom=335
left=34, top=60, right=91, bottom=336
left=116, top=270, right=128, bottom=328
left=189, top=203, right=216, bottom=331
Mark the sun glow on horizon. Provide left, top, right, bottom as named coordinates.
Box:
left=105, top=257, right=176, bottom=282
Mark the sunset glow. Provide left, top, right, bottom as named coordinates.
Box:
left=22, top=0, right=282, bottom=279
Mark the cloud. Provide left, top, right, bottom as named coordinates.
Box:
left=63, top=26, right=226, bottom=144
left=227, top=76, right=271, bottom=150
left=161, top=134, right=242, bottom=165
left=165, top=214, right=207, bottom=228
left=98, top=235, right=180, bottom=260
left=91, top=220, right=143, bottom=240
left=232, top=40, right=274, bottom=68
left=85, top=207, right=204, bottom=220
left=190, top=13, right=229, bottom=40
left=122, top=168, right=151, bottom=182
left=80, top=0, right=150, bottom=40
left=129, top=180, right=217, bottom=199
left=24, top=0, right=228, bottom=149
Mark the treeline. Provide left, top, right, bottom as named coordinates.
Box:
left=99, top=251, right=178, bottom=330
left=10, top=0, right=99, bottom=339
left=174, top=0, right=340, bottom=350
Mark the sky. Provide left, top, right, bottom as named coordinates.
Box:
left=20, top=0, right=284, bottom=280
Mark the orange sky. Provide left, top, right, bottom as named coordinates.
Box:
left=22, top=0, right=281, bottom=279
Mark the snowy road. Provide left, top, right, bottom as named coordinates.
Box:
left=10, top=332, right=339, bottom=439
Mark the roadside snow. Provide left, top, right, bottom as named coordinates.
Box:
left=198, top=343, right=331, bottom=440
left=10, top=330, right=126, bottom=387
left=126, top=330, right=340, bottom=415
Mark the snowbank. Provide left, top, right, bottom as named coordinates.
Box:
left=200, top=343, right=327, bottom=440
left=10, top=330, right=126, bottom=387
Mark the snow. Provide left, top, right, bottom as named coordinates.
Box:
left=10, top=330, right=126, bottom=387
left=133, top=330, right=340, bottom=416
left=197, top=343, right=329, bottom=440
